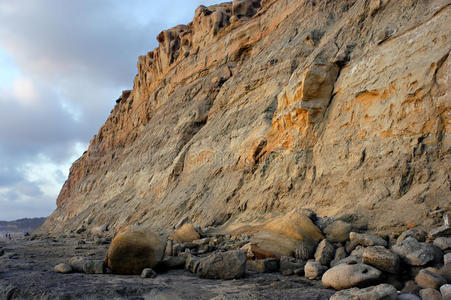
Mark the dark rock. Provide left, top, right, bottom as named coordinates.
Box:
left=295, top=242, right=315, bottom=260
left=141, top=268, right=157, bottom=278
left=280, top=256, right=306, bottom=276
left=397, top=227, right=427, bottom=243
left=83, top=260, right=105, bottom=274
left=68, top=256, right=88, bottom=273
left=314, top=239, right=335, bottom=266
left=392, top=237, right=436, bottom=266
left=196, top=250, right=246, bottom=280
left=362, top=246, right=400, bottom=274
left=246, top=258, right=279, bottom=273
left=161, top=256, right=186, bottom=270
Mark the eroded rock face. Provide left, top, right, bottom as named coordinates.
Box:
left=39, top=0, right=451, bottom=238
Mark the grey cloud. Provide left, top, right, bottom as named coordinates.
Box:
left=0, top=1, right=221, bottom=220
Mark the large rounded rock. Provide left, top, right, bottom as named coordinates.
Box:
left=330, top=284, right=397, bottom=300
left=105, top=226, right=165, bottom=275
left=322, top=262, right=382, bottom=290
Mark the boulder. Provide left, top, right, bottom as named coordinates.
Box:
left=250, top=211, right=324, bottom=258
left=54, top=263, right=72, bottom=274
left=314, top=239, right=335, bottom=266
left=196, top=250, right=246, bottom=279
left=330, top=284, right=397, bottom=300
left=170, top=223, right=200, bottom=243
left=246, top=258, right=279, bottom=273
left=105, top=226, right=165, bottom=275
left=279, top=256, right=305, bottom=276
left=362, top=246, right=400, bottom=274
left=141, top=268, right=157, bottom=278
left=305, top=261, right=327, bottom=280
left=397, top=227, right=427, bottom=243
left=391, top=237, right=436, bottom=266
left=349, top=232, right=387, bottom=248
left=429, top=213, right=451, bottom=239
left=419, top=288, right=443, bottom=300
left=184, top=253, right=201, bottom=273
left=401, top=280, right=421, bottom=295
left=232, top=0, right=261, bottom=19
left=433, top=237, right=451, bottom=251
left=322, top=262, right=382, bottom=290
left=440, top=284, right=451, bottom=299
left=415, top=269, right=446, bottom=289
left=83, top=260, right=105, bottom=274
left=324, top=220, right=352, bottom=243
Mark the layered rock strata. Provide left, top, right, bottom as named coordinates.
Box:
left=40, top=0, right=451, bottom=236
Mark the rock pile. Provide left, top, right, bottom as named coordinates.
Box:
left=53, top=211, right=450, bottom=299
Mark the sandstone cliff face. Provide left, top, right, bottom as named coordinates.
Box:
left=41, top=0, right=451, bottom=235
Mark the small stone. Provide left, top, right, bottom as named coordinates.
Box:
left=362, top=246, right=400, bottom=274
left=440, top=284, right=451, bottom=299
left=349, top=232, right=387, bottom=247
left=397, top=227, right=427, bottom=243
left=304, top=261, right=327, bottom=280
left=392, top=237, right=436, bottom=266
left=246, top=258, right=279, bottom=273
left=196, top=250, right=246, bottom=279
left=83, top=260, right=105, bottom=274
left=54, top=263, right=72, bottom=274
left=419, top=288, right=443, bottom=300
left=330, top=284, right=397, bottom=300
left=141, top=268, right=157, bottom=278
left=324, top=220, right=352, bottom=243
left=433, top=237, right=451, bottom=251
left=280, top=256, right=306, bottom=276
left=314, top=239, right=335, bottom=266
left=322, top=262, right=382, bottom=290
left=415, top=269, right=446, bottom=289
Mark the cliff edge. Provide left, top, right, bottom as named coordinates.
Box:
left=40, top=0, right=451, bottom=236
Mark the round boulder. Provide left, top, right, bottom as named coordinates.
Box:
left=105, top=226, right=165, bottom=275
left=322, top=261, right=381, bottom=290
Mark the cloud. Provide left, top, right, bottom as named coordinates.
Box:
left=0, top=1, right=221, bottom=221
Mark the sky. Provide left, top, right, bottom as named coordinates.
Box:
left=0, top=0, right=220, bottom=221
